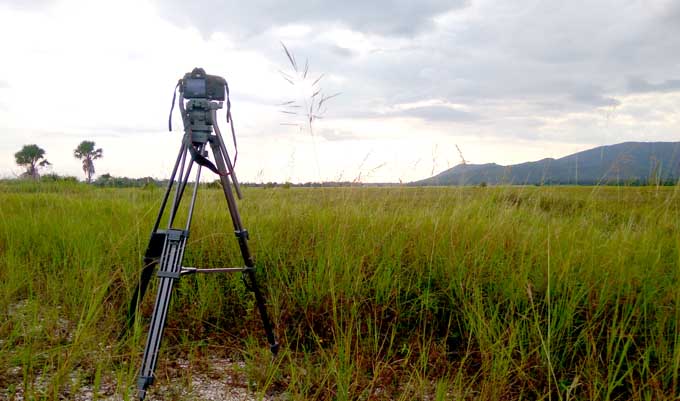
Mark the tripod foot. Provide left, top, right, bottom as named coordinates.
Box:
left=137, top=375, right=153, bottom=401
left=270, top=342, right=280, bottom=356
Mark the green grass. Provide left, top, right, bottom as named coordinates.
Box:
left=1, top=181, right=679, bottom=400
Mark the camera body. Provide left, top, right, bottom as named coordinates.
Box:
left=181, top=67, right=226, bottom=101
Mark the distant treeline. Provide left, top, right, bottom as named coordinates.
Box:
left=93, top=174, right=164, bottom=188
left=240, top=181, right=398, bottom=188
left=93, top=174, right=402, bottom=188
left=7, top=173, right=397, bottom=188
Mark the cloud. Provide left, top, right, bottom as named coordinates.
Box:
left=568, top=84, right=621, bottom=107
left=149, top=0, right=680, bottom=133
left=154, top=0, right=469, bottom=38
left=660, top=1, right=680, bottom=31
left=627, top=77, right=680, bottom=94
left=399, top=105, right=480, bottom=122
left=318, top=128, right=356, bottom=141
left=327, top=45, right=355, bottom=58
left=385, top=100, right=480, bottom=123
left=0, top=0, right=54, bottom=11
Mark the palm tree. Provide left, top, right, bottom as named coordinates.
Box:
left=15, top=144, right=51, bottom=179
left=74, top=141, right=103, bottom=183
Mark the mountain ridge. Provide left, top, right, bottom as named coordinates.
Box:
left=414, top=141, right=680, bottom=186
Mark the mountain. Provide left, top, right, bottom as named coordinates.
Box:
left=415, top=142, right=680, bottom=186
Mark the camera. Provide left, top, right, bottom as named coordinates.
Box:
left=181, top=67, right=227, bottom=101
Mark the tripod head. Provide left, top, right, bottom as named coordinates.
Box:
left=168, top=67, right=242, bottom=198
left=183, top=99, right=222, bottom=144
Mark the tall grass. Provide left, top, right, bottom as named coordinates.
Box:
left=1, top=182, right=679, bottom=399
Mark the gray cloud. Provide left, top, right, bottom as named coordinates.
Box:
left=397, top=106, right=480, bottom=122
left=660, top=1, right=680, bottom=31
left=627, top=77, right=680, bottom=94
left=154, top=0, right=469, bottom=37
left=328, top=45, right=355, bottom=59
left=568, top=84, right=621, bottom=107
left=155, top=0, right=680, bottom=140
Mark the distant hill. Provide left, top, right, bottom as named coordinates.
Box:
left=415, top=142, right=680, bottom=186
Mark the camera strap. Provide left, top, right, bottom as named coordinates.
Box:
left=168, top=80, right=181, bottom=131
left=224, top=82, right=238, bottom=168
left=183, top=133, right=224, bottom=176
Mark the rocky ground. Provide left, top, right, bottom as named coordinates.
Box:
left=3, top=357, right=281, bottom=401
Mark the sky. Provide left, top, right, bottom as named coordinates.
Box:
left=1, top=0, right=679, bottom=183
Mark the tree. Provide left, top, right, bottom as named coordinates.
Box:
left=74, top=141, right=103, bottom=183
left=14, top=144, right=51, bottom=179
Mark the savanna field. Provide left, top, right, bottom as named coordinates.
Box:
left=1, top=181, right=679, bottom=400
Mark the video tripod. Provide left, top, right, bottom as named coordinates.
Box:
left=126, top=68, right=279, bottom=401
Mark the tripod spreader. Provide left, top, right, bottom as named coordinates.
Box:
left=180, top=266, right=253, bottom=275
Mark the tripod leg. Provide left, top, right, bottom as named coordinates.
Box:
left=152, top=141, right=188, bottom=233
left=211, top=108, right=242, bottom=199
left=125, top=143, right=188, bottom=332
left=168, top=156, right=195, bottom=227
left=243, top=256, right=280, bottom=355
left=137, top=229, right=188, bottom=400
left=209, top=139, right=279, bottom=355
left=136, top=149, right=203, bottom=400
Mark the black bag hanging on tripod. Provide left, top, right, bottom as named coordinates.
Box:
left=125, top=68, right=279, bottom=401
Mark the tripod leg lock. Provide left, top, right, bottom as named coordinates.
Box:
left=160, top=228, right=189, bottom=241
left=235, top=229, right=249, bottom=240
left=154, top=229, right=189, bottom=282
left=157, top=270, right=181, bottom=279
left=137, top=375, right=154, bottom=388
left=241, top=272, right=254, bottom=291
